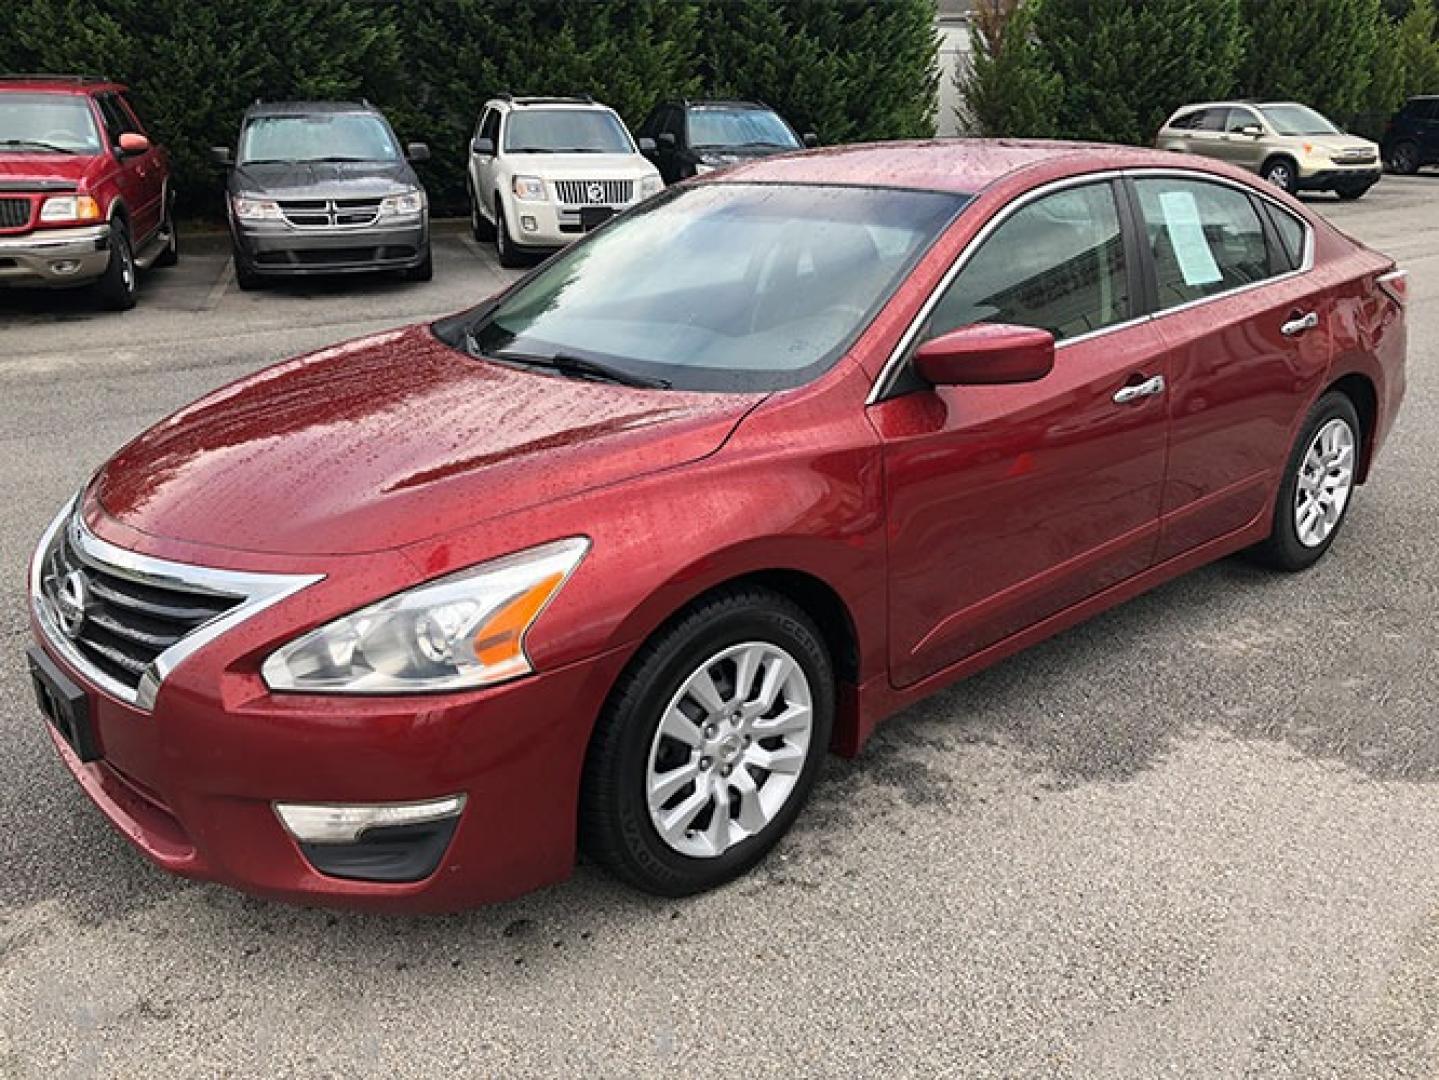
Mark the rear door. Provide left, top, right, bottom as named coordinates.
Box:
left=1127, top=173, right=1332, bottom=559
left=871, top=179, right=1171, bottom=687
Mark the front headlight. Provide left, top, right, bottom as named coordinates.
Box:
left=511, top=175, right=546, bottom=201
left=39, top=195, right=102, bottom=223
left=261, top=537, right=589, bottom=694
left=232, top=195, right=283, bottom=221
left=638, top=173, right=664, bottom=197
left=380, top=189, right=426, bottom=217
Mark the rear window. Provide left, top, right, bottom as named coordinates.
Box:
left=1264, top=203, right=1308, bottom=271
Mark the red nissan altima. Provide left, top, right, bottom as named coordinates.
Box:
left=27, top=141, right=1406, bottom=910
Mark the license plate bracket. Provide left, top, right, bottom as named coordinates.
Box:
left=27, top=645, right=101, bottom=762
left=580, top=206, right=615, bottom=232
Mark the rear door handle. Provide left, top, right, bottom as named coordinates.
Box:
left=1281, top=311, right=1319, bottom=337
left=1113, top=374, right=1166, bottom=405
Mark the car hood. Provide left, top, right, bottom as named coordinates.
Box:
left=230, top=160, right=419, bottom=200
left=93, top=325, right=762, bottom=556
left=0, top=152, right=105, bottom=191
left=502, top=151, right=658, bottom=179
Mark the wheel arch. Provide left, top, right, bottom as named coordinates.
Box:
left=1261, top=152, right=1299, bottom=180
left=1324, top=371, right=1378, bottom=482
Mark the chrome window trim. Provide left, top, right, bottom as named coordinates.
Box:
left=866, top=166, right=1315, bottom=405
left=29, top=495, right=323, bottom=712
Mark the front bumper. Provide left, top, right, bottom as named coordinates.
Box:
left=1297, top=165, right=1381, bottom=190
left=0, top=223, right=110, bottom=287
left=29, top=613, right=629, bottom=912
left=234, top=217, right=428, bottom=276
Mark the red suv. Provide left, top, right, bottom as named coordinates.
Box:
left=26, top=142, right=1406, bottom=911
left=0, top=74, right=176, bottom=309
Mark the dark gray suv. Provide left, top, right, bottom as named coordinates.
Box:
left=213, top=101, right=431, bottom=288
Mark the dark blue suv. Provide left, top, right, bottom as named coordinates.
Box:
left=1382, top=96, right=1439, bottom=175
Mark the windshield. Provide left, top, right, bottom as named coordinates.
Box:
left=0, top=94, right=101, bottom=154
left=1259, top=104, right=1343, bottom=137
left=239, top=114, right=400, bottom=164
left=457, top=183, right=967, bottom=392
left=689, top=107, right=800, bottom=150
left=504, top=109, right=633, bottom=154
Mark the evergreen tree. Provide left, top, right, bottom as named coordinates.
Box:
left=1239, top=0, right=1385, bottom=122
left=1034, top=0, right=1246, bottom=146
left=957, top=0, right=1061, bottom=137
left=1395, top=0, right=1439, bottom=99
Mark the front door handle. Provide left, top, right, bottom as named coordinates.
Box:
left=1113, top=374, right=1166, bottom=405
left=1281, top=311, right=1319, bottom=337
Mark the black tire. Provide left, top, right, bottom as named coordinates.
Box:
left=469, top=182, right=494, bottom=241
left=1388, top=141, right=1420, bottom=176
left=494, top=193, right=526, bottom=268
left=94, top=222, right=137, bottom=310
left=401, top=242, right=433, bottom=282
left=1262, top=156, right=1299, bottom=194
left=1249, top=391, right=1362, bottom=572
left=580, top=587, right=834, bottom=897
left=232, top=245, right=261, bottom=291
left=154, top=197, right=178, bottom=268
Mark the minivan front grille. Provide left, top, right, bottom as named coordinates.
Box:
left=277, top=198, right=382, bottom=228
left=554, top=179, right=633, bottom=206
left=0, top=197, right=32, bottom=230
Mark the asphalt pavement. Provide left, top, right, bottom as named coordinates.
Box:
left=1, top=182, right=1437, bottom=1078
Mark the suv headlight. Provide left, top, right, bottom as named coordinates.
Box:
left=39, top=195, right=101, bottom=223
left=638, top=174, right=663, bottom=197
left=380, top=189, right=426, bottom=217
left=261, top=538, right=589, bottom=694
left=232, top=195, right=283, bottom=221
left=512, top=175, right=546, bottom=201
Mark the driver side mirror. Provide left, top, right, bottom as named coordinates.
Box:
left=406, top=141, right=430, bottom=163
left=1237, top=124, right=1263, bottom=137
left=803, top=132, right=820, bottom=148
left=117, top=132, right=150, bottom=156
left=657, top=132, right=677, bottom=150
left=914, top=323, right=1055, bottom=387
left=210, top=145, right=235, bottom=167
left=470, top=136, right=494, bottom=156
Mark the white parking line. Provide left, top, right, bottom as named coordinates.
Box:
left=202, top=258, right=234, bottom=311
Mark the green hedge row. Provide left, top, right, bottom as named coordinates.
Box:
left=961, top=0, right=1439, bottom=144
left=1, top=0, right=940, bottom=214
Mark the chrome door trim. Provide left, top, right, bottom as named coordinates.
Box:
left=867, top=166, right=1317, bottom=405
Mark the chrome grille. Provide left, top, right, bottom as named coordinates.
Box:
left=554, top=179, right=633, bottom=206
left=39, top=524, right=242, bottom=693
left=29, top=503, right=323, bottom=711
left=0, top=197, right=32, bottom=230
left=277, top=198, right=382, bottom=228
left=1332, top=149, right=1378, bottom=165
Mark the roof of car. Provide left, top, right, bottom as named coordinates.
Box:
left=244, top=100, right=378, bottom=118
left=713, top=139, right=1189, bottom=196
left=0, top=74, right=123, bottom=94
left=489, top=95, right=606, bottom=109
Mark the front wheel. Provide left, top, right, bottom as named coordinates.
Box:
left=1250, top=391, right=1361, bottom=571
left=1262, top=157, right=1298, bottom=194
left=494, top=194, right=526, bottom=268
left=94, top=223, right=137, bottom=310
left=232, top=245, right=261, bottom=291
left=400, top=242, right=433, bottom=282
left=580, top=588, right=834, bottom=896
left=1388, top=141, right=1420, bottom=175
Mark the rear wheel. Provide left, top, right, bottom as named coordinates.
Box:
left=1388, top=141, right=1420, bottom=175
left=94, top=222, right=137, bottom=310
left=580, top=588, right=833, bottom=897
left=154, top=198, right=178, bottom=268
left=1250, top=391, right=1361, bottom=571
left=1262, top=157, right=1298, bottom=194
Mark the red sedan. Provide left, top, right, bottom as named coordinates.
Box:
left=27, top=141, right=1406, bottom=910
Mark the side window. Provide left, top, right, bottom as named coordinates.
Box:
left=1134, top=178, right=1271, bottom=309
left=479, top=109, right=500, bottom=148
left=1169, top=110, right=1202, bottom=131
left=1264, top=202, right=1308, bottom=271
left=116, top=93, right=148, bottom=136
left=1197, top=109, right=1226, bottom=132
left=1225, top=108, right=1259, bottom=133
left=926, top=182, right=1131, bottom=343
left=94, top=94, right=126, bottom=146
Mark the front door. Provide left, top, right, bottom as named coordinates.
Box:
left=870, top=180, right=1171, bottom=687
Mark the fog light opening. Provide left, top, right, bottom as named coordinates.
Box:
left=520, top=216, right=538, bottom=232
left=49, top=259, right=82, bottom=275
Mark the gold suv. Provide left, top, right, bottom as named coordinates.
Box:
left=1157, top=100, right=1381, bottom=200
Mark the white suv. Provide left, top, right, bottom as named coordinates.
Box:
left=466, top=95, right=663, bottom=266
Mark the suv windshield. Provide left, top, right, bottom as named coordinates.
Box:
left=689, top=107, right=800, bottom=150
left=239, top=114, right=400, bottom=164
left=454, top=183, right=966, bottom=392
left=1259, top=104, right=1342, bottom=137
left=504, top=109, right=632, bottom=154
left=0, top=94, right=101, bottom=154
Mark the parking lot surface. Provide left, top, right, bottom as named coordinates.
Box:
left=2, top=183, right=1437, bottom=1077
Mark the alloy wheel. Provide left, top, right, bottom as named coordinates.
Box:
left=1295, top=418, right=1355, bottom=548
left=1265, top=162, right=1293, bottom=190
left=645, top=641, right=814, bottom=859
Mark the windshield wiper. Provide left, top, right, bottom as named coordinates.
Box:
left=491, top=348, right=671, bottom=389
left=307, top=156, right=379, bottom=163
left=0, top=139, right=77, bottom=153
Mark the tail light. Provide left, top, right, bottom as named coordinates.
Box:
left=1377, top=268, right=1408, bottom=308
